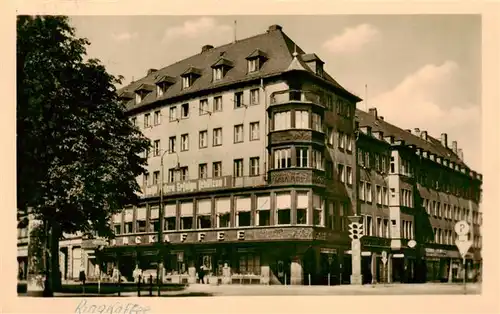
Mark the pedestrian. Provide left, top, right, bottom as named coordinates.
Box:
left=199, top=265, right=205, bottom=284
left=79, top=265, right=86, bottom=294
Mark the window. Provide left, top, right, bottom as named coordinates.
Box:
left=250, top=157, right=260, bottom=176
left=238, top=253, right=260, bottom=275
left=124, top=221, right=133, bottom=234
left=168, top=136, right=176, bottom=153
left=234, top=124, right=244, bottom=143
left=296, top=147, right=309, bottom=168
left=153, top=171, right=160, bottom=185
left=236, top=197, right=251, bottom=227
left=135, top=93, right=142, bottom=104
left=377, top=217, right=383, bottom=237
left=168, top=168, right=177, bottom=183
left=276, top=193, right=291, bottom=225
left=274, top=111, right=291, bottom=130
left=312, top=149, right=323, bottom=170
left=199, top=99, right=209, bottom=115
left=180, top=167, right=189, bottom=181
left=154, top=110, right=161, bottom=125
left=383, top=219, right=389, bottom=238
left=256, top=195, right=271, bottom=226
left=214, top=96, right=222, bottom=112
left=234, top=159, right=243, bottom=177
left=327, top=127, right=334, bottom=145
left=382, top=187, right=388, bottom=206
left=197, top=199, right=211, bottom=229
left=143, top=172, right=150, bottom=187
left=144, top=113, right=151, bottom=128
left=136, top=207, right=147, bottom=233
left=213, top=128, right=222, bottom=146
left=213, top=162, right=222, bottom=177
left=311, top=113, right=322, bottom=131
left=248, top=59, right=257, bottom=72
left=182, top=76, right=191, bottom=89
left=338, top=131, right=345, bottom=149
left=364, top=151, right=371, bottom=168
left=366, top=183, right=372, bottom=202
left=376, top=185, right=382, bottom=204
left=180, top=202, right=193, bottom=230
left=346, top=135, right=352, bottom=152
left=199, top=130, right=208, bottom=148
left=364, top=215, right=373, bottom=236
left=250, top=122, right=260, bottom=141
left=313, top=194, right=324, bottom=226
left=199, top=163, right=208, bottom=179
left=297, top=192, right=308, bottom=224
left=114, top=224, right=121, bottom=235
left=326, top=161, right=333, bottom=179
left=274, top=148, right=292, bottom=169
left=346, top=166, right=352, bottom=185
left=181, top=134, right=189, bottom=151
left=149, top=207, right=159, bottom=232
left=338, top=164, right=345, bottom=183
left=250, top=89, right=259, bottom=105
left=181, top=103, right=189, bottom=118
left=153, top=140, right=161, bottom=156
left=295, top=110, right=309, bottom=129
left=169, top=106, right=177, bottom=121
left=216, top=198, right=231, bottom=228
left=234, top=92, right=244, bottom=108
left=390, top=156, right=395, bottom=173
left=326, top=94, right=333, bottom=110
left=131, top=117, right=137, bottom=127
left=213, top=67, right=223, bottom=81
left=157, top=84, right=166, bottom=97
left=359, top=181, right=366, bottom=201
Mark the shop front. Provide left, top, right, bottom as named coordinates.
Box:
left=424, top=247, right=461, bottom=282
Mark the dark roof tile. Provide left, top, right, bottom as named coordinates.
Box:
left=356, top=108, right=468, bottom=169
left=119, top=27, right=358, bottom=112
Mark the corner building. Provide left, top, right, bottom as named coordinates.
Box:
left=17, top=24, right=482, bottom=285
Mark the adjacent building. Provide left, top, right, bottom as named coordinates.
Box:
left=17, top=24, right=482, bottom=285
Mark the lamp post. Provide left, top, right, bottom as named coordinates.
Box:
left=157, top=149, right=180, bottom=295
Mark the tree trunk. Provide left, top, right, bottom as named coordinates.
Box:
left=50, top=221, right=62, bottom=291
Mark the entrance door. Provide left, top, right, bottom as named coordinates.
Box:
left=270, top=258, right=290, bottom=285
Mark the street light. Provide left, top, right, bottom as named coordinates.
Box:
left=157, top=149, right=180, bottom=295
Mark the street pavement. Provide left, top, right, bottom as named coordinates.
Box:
left=44, top=282, right=481, bottom=297
left=179, top=282, right=481, bottom=296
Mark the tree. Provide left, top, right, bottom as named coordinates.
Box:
left=17, top=15, right=150, bottom=296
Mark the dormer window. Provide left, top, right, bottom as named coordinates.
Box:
left=181, top=67, right=202, bottom=90
left=213, top=68, right=223, bottom=80
left=117, top=91, right=134, bottom=103
left=246, top=49, right=268, bottom=73
left=248, top=59, right=258, bottom=72
left=211, top=57, right=234, bottom=81
left=135, top=93, right=143, bottom=104
left=155, top=75, right=175, bottom=98
left=301, top=53, right=325, bottom=78
left=134, top=84, right=155, bottom=105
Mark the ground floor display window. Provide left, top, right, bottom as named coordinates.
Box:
left=238, top=253, right=260, bottom=275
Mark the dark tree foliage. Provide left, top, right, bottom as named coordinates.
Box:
left=17, top=16, right=150, bottom=293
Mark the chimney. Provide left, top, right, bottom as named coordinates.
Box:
left=368, top=108, right=378, bottom=119
left=414, top=128, right=420, bottom=137
left=147, top=68, right=158, bottom=75
left=421, top=130, right=427, bottom=141
left=201, top=45, right=214, bottom=53
left=458, top=148, right=464, bottom=160
left=379, top=116, right=384, bottom=121
left=440, top=133, right=448, bottom=148
left=452, top=141, right=458, bottom=153
left=268, top=24, right=283, bottom=32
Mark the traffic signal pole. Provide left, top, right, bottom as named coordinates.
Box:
left=348, top=215, right=364, bottom=285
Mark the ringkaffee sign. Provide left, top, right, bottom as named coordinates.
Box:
left=163, top=176, right=233, bottom=194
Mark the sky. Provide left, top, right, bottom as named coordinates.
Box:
left=69, top=15, right=482, bottom=172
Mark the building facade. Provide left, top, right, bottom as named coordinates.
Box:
left=17, top=24, right=482, bottom=285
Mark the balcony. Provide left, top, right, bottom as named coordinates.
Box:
left=137, top=175, right=267, bottom=198
left=268, top=168, right=327, bottom=186
left=269, top=129, right=325, bottom=146
left=269, top=90, right=324, bottom=109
